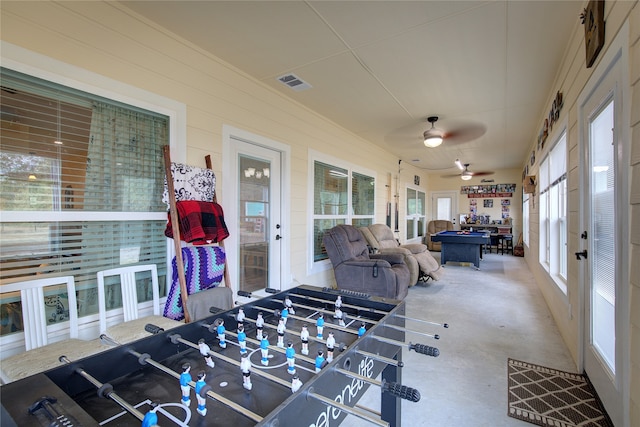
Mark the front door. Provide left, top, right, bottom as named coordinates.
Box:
left=431, top=191, right=458, bottom=226
left=223, top=128, right=288, bottom=297
left=578, top=29, right=629, bottom=427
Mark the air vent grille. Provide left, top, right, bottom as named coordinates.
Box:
left=277, top=73, right=312, bottom=92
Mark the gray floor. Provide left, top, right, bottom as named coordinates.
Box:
left=346, top=251, right=576, bottom=427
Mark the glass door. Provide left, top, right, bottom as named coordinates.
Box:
left=579, top=39, right=628, bottom=426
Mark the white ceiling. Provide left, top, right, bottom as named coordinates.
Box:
left=121, top=0, right=581, bottom=175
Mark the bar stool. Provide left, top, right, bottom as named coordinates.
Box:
left=499, top=234, right=513, bottom=255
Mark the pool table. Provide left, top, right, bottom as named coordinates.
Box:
left=431, top=230, right=490, bottom=268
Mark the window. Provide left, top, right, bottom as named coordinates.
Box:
left=406, top=188, right=426, bottom=242
left=0, top=67, right=170, bottom=335
left=539, top=130, right=567, bottom=292
left=311, top=159, right=375, bottom=264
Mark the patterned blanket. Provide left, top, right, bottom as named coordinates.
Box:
left=165, top=200, right=230, bottom=245
left=164, top=246, right=226, bottom=320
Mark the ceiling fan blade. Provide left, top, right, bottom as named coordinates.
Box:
left=468, top=171, right=494, bottom=176
left=442, top=123, right=487, bottom=144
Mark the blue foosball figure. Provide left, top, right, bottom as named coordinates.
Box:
left=195, top=371, right=208, bottom=416
left=315, top=349, right=325, bottom=373
left=179, top=363, right=192, bottom=407
left=316, top=313, right=325, bottom=339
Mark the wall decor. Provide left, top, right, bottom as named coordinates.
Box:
left=461, top=183, right=516, bottom=195
left=581, top=0, right=605, bottom=68
left=414, top=175, right=420, bottom=186
left=484, top=199, right=493, bottom=208
left=538, top=91, right=564, bottom=149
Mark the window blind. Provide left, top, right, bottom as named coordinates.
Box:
left=0, top=68, right=170, bottom=317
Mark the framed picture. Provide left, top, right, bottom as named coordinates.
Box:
left=582, top=0, right=605, bottom=68
left=484, top=199, right=493, bottom=208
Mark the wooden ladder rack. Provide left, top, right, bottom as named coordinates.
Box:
left=163, top=146, right=230, bottom=323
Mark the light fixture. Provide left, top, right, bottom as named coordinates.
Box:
left=461, top=174, right=472, bottom=181
left=423, top=116, right=443, bottom=148
left=28, top=174, right=37, bottom=181
left=455, top=159, right=464, bottom=170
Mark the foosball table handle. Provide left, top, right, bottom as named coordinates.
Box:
left=382, top=381, right=421, bottom=402
left=408, top=342, right=440, bottom=357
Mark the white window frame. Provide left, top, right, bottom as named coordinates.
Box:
left=1, top=42, right=186, bottom=341
left=307, top=150, right=376, bottom=275
left=538, top=126, right=568, bottom=294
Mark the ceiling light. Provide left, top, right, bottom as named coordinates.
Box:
left=423, top=116, right=443, bottom=148
left=461, top=174, right=472, bottom=181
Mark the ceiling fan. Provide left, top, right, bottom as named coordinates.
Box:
left=421, top=116, right=487, bottom=148
left=442, top=160, right=495, bottom=180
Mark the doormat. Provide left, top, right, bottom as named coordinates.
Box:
left=507, top=358, right=613, bottom=427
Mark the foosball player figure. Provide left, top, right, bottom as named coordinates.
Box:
left=236, top=307, right=246, bottom=327
left=285, top=340, right=296, bottom=375
left=277, top=317, right=286, bottom=348
left=217, top=319, right=227, bottom=348
left=237, top=324, right=247, bottom=354
left=300, top=324, right=310, bottom=355
left=281, top=307, right=289, bottom=325
left=335, top=295, right=342, bottom=310
left=315, top=349, right=326, bottom=373
left=284, top=296, right=295, bottom=315
left=326, top=331, right=336, bottom=362
left=358, top=322, right=366, bottom=337
left=291, top=374, right=303, bottom=393
left=179, top=363, right=192, bottom=407
left=334, top=307, right=346, bottom=327
left=240, top=352, right=252, bottom=391
left=198, top=338, right=215, bottom=368
left=316, top=313, right=325, bottom=339
left=260, top=334, right=270, bottom=366
left=142, top=405, right=159, bottom=427
left=256, top=312, right=265, bottom=340
left=195, top=371, right=208, bottom=416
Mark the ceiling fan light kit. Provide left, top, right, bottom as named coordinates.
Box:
left=423, top=116, right=443, bottom=148
left=461, top=174, right=472, bottom=181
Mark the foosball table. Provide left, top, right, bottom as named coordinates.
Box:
left=1, top=285, right=444, bottom=427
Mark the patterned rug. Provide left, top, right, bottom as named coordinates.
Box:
left=507, top=358, right=613, bottom=427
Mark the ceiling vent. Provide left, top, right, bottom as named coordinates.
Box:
left=277, top=73, right=312, bottom=92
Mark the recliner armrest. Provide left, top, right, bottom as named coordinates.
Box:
left=371, top=253, right=405, bottom=266
left=400, top=243, right=428, bottom=254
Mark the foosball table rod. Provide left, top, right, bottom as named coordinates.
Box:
left=268, top=297, right=379, bottom=326
left=393, top=314, right=449, bottom=329
left=305, top=388, right=390, bottom=427
left=167, top=333, right=292, bottom=389
left=58, top=355, right=146, bottom=423
left=369, top=335, right=440, bottom=357
left=333, top=368, right=420, bottom=402
left=381, top=322, right=442, bottom=340
left=283, top=293, right=390, bottom=317
left=126, top=348, right=263, bottom=423
left=354, top=349, right=404, bottom=368
left=230, top=311, right=335, bottom=346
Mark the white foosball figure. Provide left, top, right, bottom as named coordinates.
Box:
left=326, top=331, right=336, bottom=362
left=334, top=307, right=346, bottom=327
left=260, top=335, right=270, bottom=366
left=198, top=338, right=215, bottom=368
left=240, top=352, right=252, bottom=391
left=236, top=307, right=246, bottom=326
left=284, top=296, right=295, bottom=315
left=300, top=324, right=310, bottom=355
left=256, top=312, right=264, bottom=340
left=285, top=341, right=296, bottom=375
left=277, top=318, right=286, bottom=348
left=335, top=295, right=342, bottom=310
left=179, top=363, right=192, bottom=407
left=195, top=371, right=208, bottom=416
left=291, top=374, right=303, bottom=393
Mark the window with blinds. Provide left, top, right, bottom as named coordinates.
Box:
left=312, top=160, right=375, bottom=263
left=0, top=68, right=169, bottom=328
left=538, top=130, right=567, bottom=292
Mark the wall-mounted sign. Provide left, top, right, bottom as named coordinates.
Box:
left=468, top=192, right=512, bottom=199
left=538, top=91, right=564, bottom=150
left=581, top=0, right=605, bottom=68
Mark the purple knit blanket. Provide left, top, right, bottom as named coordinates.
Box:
left=164, top=246, right=226, bottom=320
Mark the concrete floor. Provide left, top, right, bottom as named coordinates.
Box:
left=346, top=251, right=576, bottom=427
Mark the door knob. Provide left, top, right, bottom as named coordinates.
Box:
left=275, top=234, right=281, bottom=240
left=575, top=250, right=587, bottom=260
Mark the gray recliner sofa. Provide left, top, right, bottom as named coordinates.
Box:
left=323, top=224, right=410, bottom=300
